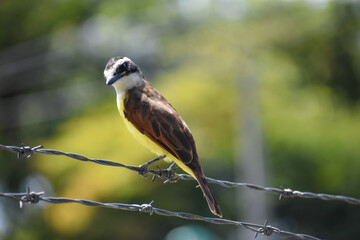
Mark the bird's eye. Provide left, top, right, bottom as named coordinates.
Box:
left=115, top=62, right=127, bottom=75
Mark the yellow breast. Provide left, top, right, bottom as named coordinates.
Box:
left=116, top=93, right=195, bottom=178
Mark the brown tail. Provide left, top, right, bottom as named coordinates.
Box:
left=195, top=175, right=222, bottom=218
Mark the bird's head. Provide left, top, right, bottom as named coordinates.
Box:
left=104, top=56, right=144, bottom=92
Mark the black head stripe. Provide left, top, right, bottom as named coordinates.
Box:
left=128, top=61, right=140, bottom=74
left=116, top=60, right=140, bottom=75
left=116, top=62, right=127, bottom=74
left=105, top=56, right=124, bottom=71
left=105, top=56, right=141, bottom=78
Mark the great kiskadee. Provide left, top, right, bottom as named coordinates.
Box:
left=104, top=56, right=222, bottom=217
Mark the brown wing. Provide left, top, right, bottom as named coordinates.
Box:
left=123, top=81, right=223, bottom=217
left=123, top=81, right=197, bottom=165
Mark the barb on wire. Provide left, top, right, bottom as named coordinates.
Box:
left=1, top=143, right=360, bottom=206
left=19, top=186, right=43, bottom=208
left=0, top=189, right=321, bottom=240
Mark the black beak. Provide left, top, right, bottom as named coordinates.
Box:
left=106, top=74, right=121, bottom=85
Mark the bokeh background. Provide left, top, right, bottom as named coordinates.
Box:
left=1, top=0, right=360, bottom=239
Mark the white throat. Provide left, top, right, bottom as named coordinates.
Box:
left=112, top=72, right=144, bottom=96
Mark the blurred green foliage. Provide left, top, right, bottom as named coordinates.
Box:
left=1, top=1, right=360, bottom=240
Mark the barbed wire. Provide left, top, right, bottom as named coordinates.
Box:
left=0, top=187, right=321, bottom=240
left=1, top=143, right=359, bottom=206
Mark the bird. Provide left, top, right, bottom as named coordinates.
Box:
left=104, top=56, right=222, bottom=217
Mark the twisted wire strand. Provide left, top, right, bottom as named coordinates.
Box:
left=0, top=189, right=321, bottom=240
left=1, top=143, right=360, bottom=206
left=177, top=174, right=360, bottom=205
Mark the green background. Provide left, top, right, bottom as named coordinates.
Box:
left=1, top=1, right=360, bottom=239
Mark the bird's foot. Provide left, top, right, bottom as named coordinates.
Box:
left=138, top=155, right=166, bottom=178
left=153, top=162, right=179, bottom=183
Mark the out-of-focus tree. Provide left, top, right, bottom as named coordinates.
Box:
left=280, top=2, right=360, bottom=104
left=1, top=1, right=360, bottom=240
